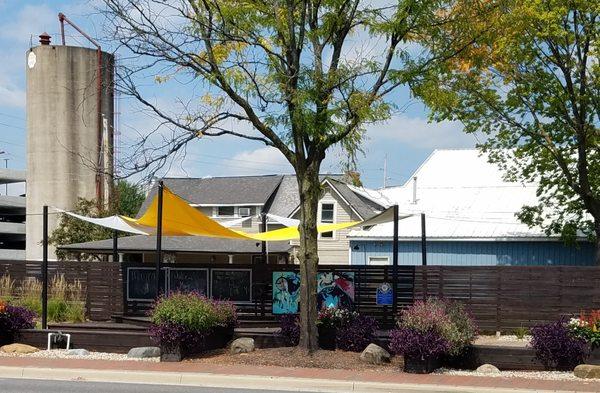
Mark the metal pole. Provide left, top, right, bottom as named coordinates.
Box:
left=155, top=181, right=164, bottom=297
left=392, top=204, right=399, bottom=316
left=112, top=230, right=118, bottom=262
left=421, top=213, right=427, bottom=266
left=261, top=213, right=267, bottom=264
left=41, top=206, right=48, bottom=330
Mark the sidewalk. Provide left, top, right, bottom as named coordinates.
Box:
left=0, top=357, right=598, bottom=393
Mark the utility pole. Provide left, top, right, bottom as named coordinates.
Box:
left=383, top=154, right=388, bottom=188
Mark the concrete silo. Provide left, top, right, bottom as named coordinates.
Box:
left=26, top=33, right=114, bottom=260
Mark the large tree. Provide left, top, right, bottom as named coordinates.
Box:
left=418, top=0, right=600, bottom=263
left=102, top=0, right=480, bottom=351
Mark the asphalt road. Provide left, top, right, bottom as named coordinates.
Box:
left=0, top=379, right=320, bottom=393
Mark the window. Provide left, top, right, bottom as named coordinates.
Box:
left=368, top=256, right=390, bottom=265
left=321, top=203, right=334, bottom=223
left=320, top=202, right=335, bottom=239
left=238, top=207, right=252, bottom=217
left=217, top=206, right=235, bottom=217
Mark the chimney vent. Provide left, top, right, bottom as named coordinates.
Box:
left=39, top=32, right=51, bottom=45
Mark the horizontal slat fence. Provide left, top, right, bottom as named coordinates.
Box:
left=2, top=260, right=600, bottom=331
left=0, top=260, right=123, bottom=321
left=413, top=266, right=600, bottom=332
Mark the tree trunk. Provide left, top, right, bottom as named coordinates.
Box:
left=595, top=221, right=600, bottom=266
left=296, top=166, right=321, bottom=352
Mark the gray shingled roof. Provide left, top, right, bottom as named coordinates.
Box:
left=138, top=175, right=284, bottom=216
left=326, top=178, right=384, bottom=220
left=266, top=175, right=299, bottom=217
left=60, top=235, right=291, bottom=254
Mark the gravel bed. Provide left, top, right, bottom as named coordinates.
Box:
left=0, top=349, right=159, bottom=362
left=436, top=368, right=586, bottom=381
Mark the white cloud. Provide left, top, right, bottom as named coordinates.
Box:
left=227, top=146, right=293, bottom=174
left=2, top=5, right=56, bottom=45
left=367, top=115, right=476, bottom=149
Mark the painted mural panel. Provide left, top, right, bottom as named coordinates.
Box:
left=272, top=271, right=301, bottom=314
left=317, top=272, right=355, bottom=309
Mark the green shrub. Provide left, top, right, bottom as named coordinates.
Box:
left=515, top=326, right=529, bottom=340
left=11, top=276, right=87, bottom=324
left=65, top=301, right=86, bottom=323
left=398, top=298, right=478, bottom=356
left=150, top=292, right=237, bottom=352
left=48, top=298, right=69, bottom=322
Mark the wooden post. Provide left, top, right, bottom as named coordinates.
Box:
left=41, top=205, right=48, bottom=330
left=155, top=181, right=164, bottom=297
left=392, top=204, right=399, bottom=316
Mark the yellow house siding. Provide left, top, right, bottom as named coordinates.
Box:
left=290, top=186, right=359, bottom=265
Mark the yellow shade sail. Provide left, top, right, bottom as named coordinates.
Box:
left=121, top=186, right=361, bottom=241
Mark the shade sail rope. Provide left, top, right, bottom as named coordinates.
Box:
left=57, top=186, right=403, bottom=241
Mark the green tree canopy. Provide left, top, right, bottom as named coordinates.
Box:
left=416, top=0, right=600, bottom=263
left=102, top=0, right=482, bottom=350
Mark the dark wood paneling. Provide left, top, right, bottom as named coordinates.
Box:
left=3, top=261, right=600, bottom=331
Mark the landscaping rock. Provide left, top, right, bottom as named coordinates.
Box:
left=359, top=344, right=391, bottom=365
left=0, top=344, right=39, bottom=354
left=230, top=338, right=255, bottom=354
left=128, top=347, right=161, bottom=359
left=574, top=364, right=600, bottom=379
left=476, top=364, right=501, bottom=374
left=66, top=349, right=90, bottom=356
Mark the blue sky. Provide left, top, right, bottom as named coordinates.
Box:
left=0, top=0, right=477, bottom=192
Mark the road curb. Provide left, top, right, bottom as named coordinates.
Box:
left=0, top=366, right=577, bottom=393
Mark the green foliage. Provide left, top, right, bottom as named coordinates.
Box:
left=49, top=180, right=146, bottom=260
left=514, top=326, right=530, bottom=340
left=151, top=292, right=237, bottom=333
left=399, top=298, right=478, bottom=356
left=104, top=0, right=480, bottom=349
left=114, top=180, right=146, bottom=217
left=6, top=275, right=87, bottom=324
left=416, top=0, right=600, bottom=253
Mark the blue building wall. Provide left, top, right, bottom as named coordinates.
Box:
left=350, top=240, right=596, bottom=266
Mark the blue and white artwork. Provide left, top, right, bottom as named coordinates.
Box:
left=272, top=271, right=301, bottom=314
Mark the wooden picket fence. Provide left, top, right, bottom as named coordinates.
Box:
left=1, top=260, right=600, bottom=332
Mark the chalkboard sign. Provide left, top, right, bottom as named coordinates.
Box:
left=127, top=268, right=166, bottom=301
left=211, top=269, right=252, bottom=302
left=169, top=268, right=208, bottom=295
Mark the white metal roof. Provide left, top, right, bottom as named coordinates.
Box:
left=349, top=149, right=554, bottom=240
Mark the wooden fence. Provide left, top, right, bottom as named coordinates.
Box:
left=0, top=260, right=122, bottom=321
left=2, top=260, right=600, bottom=332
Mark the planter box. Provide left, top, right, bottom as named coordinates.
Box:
left=318, top=326, right=337, bottom=350
left=160, top=326, right=234, bottom=362
left=588, top=347, right=600, bottom=366
left=403, top=356, right=441, bottom=374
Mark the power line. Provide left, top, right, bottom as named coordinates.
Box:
left=0, top=122, right=25, bottom=131
left=0, top=112, right=25, bottom=121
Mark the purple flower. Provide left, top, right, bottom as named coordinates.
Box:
left=530, top=318, right=588, bottom=371
left=389, top=327, right=450, bottom=360
left=278, top=314, right=300, bottom=346
left=0, top=304, right=36, bottom=344
left=336, top=315, right=378, bottom=352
